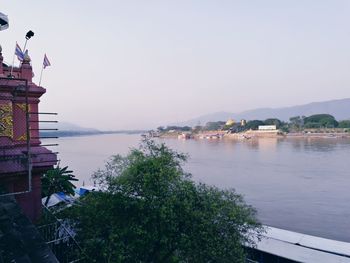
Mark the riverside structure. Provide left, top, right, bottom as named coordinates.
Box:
left=0, top=43, right=57, bottom=221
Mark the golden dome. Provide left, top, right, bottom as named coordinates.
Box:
left=226, top=119, right=235, bottom=126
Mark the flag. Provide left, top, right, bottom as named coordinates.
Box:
left=43, top=54, right=51, bottom=69
left=15, top=42, right=24, bottom=62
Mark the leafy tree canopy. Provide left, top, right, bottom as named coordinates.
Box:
left=62, top=140, right=263, bottom=263
left=304, top=114, right=338, bottom=128
left=338, top=120, right=350, bottom=128
left=263, top=118, right=282, bottom=128
left=163, top=126, right=192, bottom=132
left=289, top=116, right=305, bottom=129
left=245, top=120, right=264, bottom=130
left=203, top=121, right=226, bottom=131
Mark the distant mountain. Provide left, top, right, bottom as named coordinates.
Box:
left=174, top=98, right=350, bottom=127
left=41, top=121, right=100, bottom=132
left=39, top=122, right=146, bottom=138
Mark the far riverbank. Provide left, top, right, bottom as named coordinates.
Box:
left=159, top=130, right=350, bottom=140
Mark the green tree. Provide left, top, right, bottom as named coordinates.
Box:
left=289, top=116, right=305, bottom=130
left=163, top=126, right=192, bottom=132
left=338, top=120, right=350, bottom=128
left=42, top=165, right=78, bottom=207
left=245, top=120, right=264, bottom=130
left=62, top=140, right=263, bottom=263
left=304, top=114, right=338, bottom=128
left=203, top=121, right=226, bottom=131
left=181, top=126, right=192, bottom=131
left=223, top=123, right=237, bottom=130
left=263, top=118, right=282, bottom=128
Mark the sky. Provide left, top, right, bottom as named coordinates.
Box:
left=1, top=1, right=350, bottom=130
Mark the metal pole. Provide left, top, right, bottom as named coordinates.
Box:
left=25, top=79, right=32, bottom=193
left=9, top=43, right=16, bottom=77
left=22, top=39, right=28, bottom=55
left=38, top=66, right=44, bottom=86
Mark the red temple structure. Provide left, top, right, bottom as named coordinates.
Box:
left=0, top=46, right=57, bottom=221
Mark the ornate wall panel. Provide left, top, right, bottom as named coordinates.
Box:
left=0, top=102, right=13, bottom=138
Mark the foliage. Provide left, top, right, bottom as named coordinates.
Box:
left=223, top=123, right=236, bottom=130
left=160, top=126, right=192, bottom=132
left=304, top=114, right=338, bottom=128
left=203, top=121, right=226, bottom=131
left=279, top=125, right=289, bottom=133
left=338, top=120, right=350, bottom=128
left=156, top=114, right=347, bottom=134
left=42, top=165, right=78, bottom=207
left=263, top=118, right=282, bottom=128
left=289, top=116, right=305, bottom=130
left=62, top=140, right=263, bottom=263
left=244, top=120, right=264, bottom=130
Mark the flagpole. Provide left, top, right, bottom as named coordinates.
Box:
left=22, top=39, right=28, bottom=55
left=38, top=65, right=44, bottom=86
left=40, top=54, right=51, bottom=86
left=10, top=43, right=16, bottom=77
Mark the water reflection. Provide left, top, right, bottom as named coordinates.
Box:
left=287, top=137, right=349, bottom=152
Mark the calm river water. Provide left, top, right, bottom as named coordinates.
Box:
left=51, top=134, right=350, bottom=242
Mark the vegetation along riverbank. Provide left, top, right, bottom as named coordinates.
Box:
left=155, top=114, right=350, bottom=140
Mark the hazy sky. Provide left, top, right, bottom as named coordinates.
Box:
left=1, top=1, right=350, bottom=129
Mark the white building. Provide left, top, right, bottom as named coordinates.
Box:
left=258, top=125, right=277, bottom=131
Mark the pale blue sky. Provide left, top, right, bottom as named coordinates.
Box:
left=1, top=1, right=350, bottom=129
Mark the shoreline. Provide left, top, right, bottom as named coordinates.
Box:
left=159, top=131, right=350, bottom=140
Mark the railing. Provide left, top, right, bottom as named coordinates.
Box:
left=0, top=76, right=59, bottom=197
left=37, top=206, right=86, bottom=263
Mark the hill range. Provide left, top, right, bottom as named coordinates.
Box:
left=40, top=122, right=146, bottom=137
left=173, top=98, right=350, bottom=127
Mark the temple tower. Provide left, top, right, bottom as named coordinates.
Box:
left=0, top=47, right=57, bottom=221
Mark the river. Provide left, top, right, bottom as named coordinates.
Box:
left=49, top=133, right=350, bottom=242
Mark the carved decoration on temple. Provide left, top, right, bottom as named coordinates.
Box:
left=16, top=134, right=27, bottom=141
left=15, top=103, right=27, bottom=112
left=14, top=103, right=31, bottom=141
left=0, top=102, right=13, bottom=138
